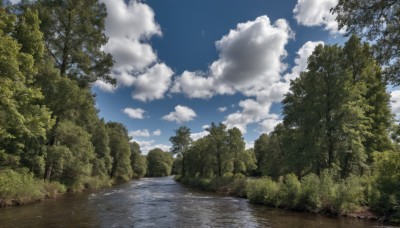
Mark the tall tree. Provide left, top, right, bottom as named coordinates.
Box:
left=207, top=123, right=229, bottom=177
left=0, top=8, right=53, bottom=168
left=333, top=0, right=400, bottom=84
left=106, top=122, right=132, bottom=181
left=169, top=126, right=192, bottom=177
left=227, top=127, right=245, bottom=174
left=37, top=0, right=114, bottom=87
left=283, top=42, right=371, bottom=177
left=130, top=141, right=147, bottom=178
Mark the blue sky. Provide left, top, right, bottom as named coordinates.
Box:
left=90, top=0, right=399, bottom=153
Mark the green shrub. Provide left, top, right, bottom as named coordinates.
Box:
left=276, top=173, right=301, bottom=209
left=0, top=169, right=66, bottom=206
left=246, top=178, right=278, bottom=206
left=370, top=151, right=400, bottom=223
left=297, top=173, right=320, bottom=211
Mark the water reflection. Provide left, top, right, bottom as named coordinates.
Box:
left=0, top=176, right=380, bottom=227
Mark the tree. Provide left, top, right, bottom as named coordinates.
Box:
left=146, top=148, right=173, bottom=177
left=282, top=37, right=394, bottom=178
left=37, top=0, right=114, bottom=87
left=207, top=123, right=230, bottom=177
left=0, top=8, right=53, bottom=168
left=169, top=126, right=192, bottom=177
left=227, top=127, right=245, bottom=174
left=106, top=122, right=132, bottom=181
left=333, top=0, right=400, bottom=84
left=91, top=119, right=112, bottom=177
left=52, top=120, right=95, bottom=187
left=130, top=141, right=147, bottom=178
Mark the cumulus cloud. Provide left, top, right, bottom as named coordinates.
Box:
left=190, top=131, right=209, bottom=141
left=162, top=105, right=197, bottom=124
left=123, top=107, right=146, bottom=119
left=218, top=107, right=227, bottom=112
left=132, top=63, right=174, bottom=102
left=293, top=0, right=344, bottom=34
left=391, top=90, right=400, bottom=120
left=133, top=139, right=171, bottom=154
left=284, top=41, right=324, bottom=81
left=129, top=129, right=150, bottom=137
left=95, top=0, right=174, bottom=102
left=224, top=41, right=322, bottom=134
left=153, top=129, right=162, bottom=136
left=224, top=99, right=272, bottom=134
left=172, top=15, right=293, bottom=99
left=202, top=125, right=210, bottom=129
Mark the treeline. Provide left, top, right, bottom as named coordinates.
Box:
left=0, top=1, right=147, bottom=206
left=173, top=36, right=400, bottom=223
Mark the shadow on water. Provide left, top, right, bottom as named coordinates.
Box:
left=0, top=176, right=386, bottom=227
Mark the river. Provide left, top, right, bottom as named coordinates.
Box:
left=0, top=176, right=382, bottom=227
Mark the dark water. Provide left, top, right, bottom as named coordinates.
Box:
left=0, top=176, right=383, bottom=227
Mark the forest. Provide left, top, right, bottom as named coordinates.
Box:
left=0, top=0, right=174, bottom=207
left=0, top=0, right=399, bottom=224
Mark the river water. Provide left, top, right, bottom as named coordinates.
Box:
left=0, top=176, right=382, bottom=227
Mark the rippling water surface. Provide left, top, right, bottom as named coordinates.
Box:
left=0, top=176, right=382, bottom=227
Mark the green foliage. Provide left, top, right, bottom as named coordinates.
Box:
left=0, top=8, right=53, bottom=165
left=333, top=0, right=400, bottom=85
left=282, top=37, right=392, bottom=178
left=106, top=122, right=133, bottom=182
left=246, top=172, right=365, bottom=214
left=36, top=0, right=114, bottom=87
left=370, top=151, right=400, bottom=222
left=130, top=141, right=147, bottom=178
left=146, top=148, right=173, bottom=177
left=0, top=168, right=65, bottom=206
left=169, top=126, right=191, bottom=177
left=246, top=177, right=279, bottom=206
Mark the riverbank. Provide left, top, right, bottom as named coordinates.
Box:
left=0, top=168, right=133, bottom=207
left=175, top=174, right=390, bottom=224
left=0, top=169, right=66, bottom=207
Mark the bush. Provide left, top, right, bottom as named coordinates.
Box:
left=276, top=174, right=301, bottom=209
left=0, top=168, right=66, bottom=206
left=297, top=173, right=320, bottom=211
left=370, top=151, right=400, bottom=223
left=246, top=177, right=278, bottom=206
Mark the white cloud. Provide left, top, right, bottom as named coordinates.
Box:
left=224, top=99, right=272, bottom=134
left=153, top=129, right=162, bottom=136
left=95, top=0, right=173, bottom=102
left=172, top=15, right=293, bottom=99
left=94, top=80, right=116, bottom=92
left=260, top=116, right=283, bottom=134
left=191, top=131, right=209, bottom=141
left=245, top=140, right=254, bottom=150
left=224, top=41, right=321, bottom=134
left=123, top=107, right=146, bottom=119
left=162, top=105, right=197, bottom=124
left=284, top=41, right=324, bottom=82
left=218, top=107, right=227, bottom=112
left=293, top=0, right=344, bottom=34
left=133, top=139, right=171, bottom=154
left=202, top=125, right=210, bottom=129
left=391, top=90, right=400, bottom=120
left=129, top=129, right=151, bottom=137
left=132, top=63, right=174, bottom=102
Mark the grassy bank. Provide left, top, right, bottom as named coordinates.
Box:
left=0, top=169, right=66, bottom=207
left=176, top=172, right=399, bottom=223
left=0, top=168, right=117, bottom=207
